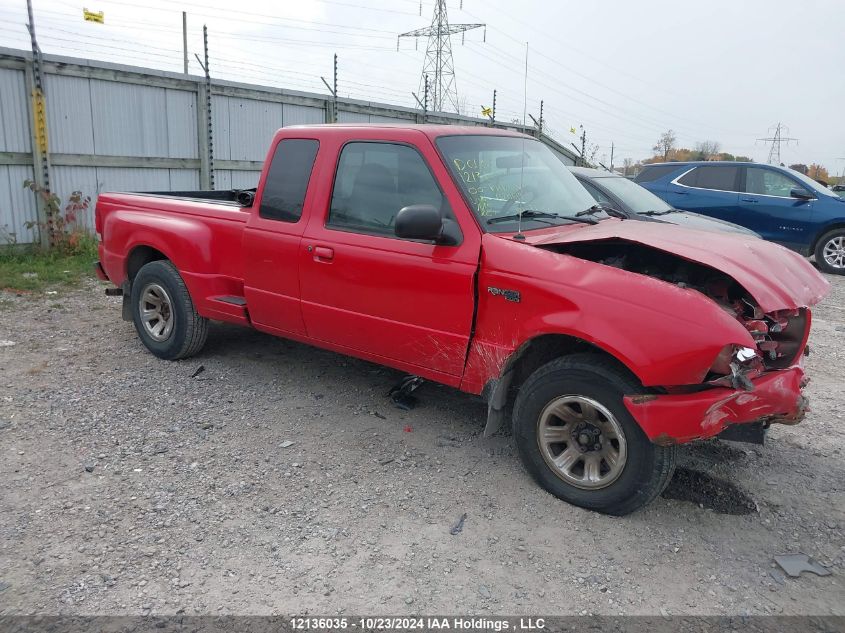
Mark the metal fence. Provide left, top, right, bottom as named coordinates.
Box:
left=0, top=46, right=578, bottom=245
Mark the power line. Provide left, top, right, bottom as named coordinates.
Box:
left=461, top=5, right=746, bottom=139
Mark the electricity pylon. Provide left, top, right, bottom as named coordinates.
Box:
left=758, top=122, right=797, bottom=165
left=398, top=0, right=484, bottom=113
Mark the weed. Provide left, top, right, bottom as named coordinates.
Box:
left=0, top=184, right=99, bottom=293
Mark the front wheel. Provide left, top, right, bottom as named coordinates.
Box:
left=512, top=354, right=676, bottom=515
left=130, top=260, right=209, bottom=360
left=814, top=229, right=845, bottom=275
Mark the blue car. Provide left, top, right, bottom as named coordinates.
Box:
left=635, top=161, right=845, bottom=274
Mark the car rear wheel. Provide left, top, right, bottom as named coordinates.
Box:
left=130, top=260, right=209, bottom=360
left=512, top=354, right=676, bottom=515
left=815, top=229, right=845, bottom=275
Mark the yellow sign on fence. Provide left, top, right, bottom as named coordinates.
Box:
left=481, top=106, right=492, bottom=118
left=31, top=89, right=48, bottom=154
left=83, top=8, right=104, bottom=23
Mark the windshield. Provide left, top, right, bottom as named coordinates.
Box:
left=436, top=135, right=597, bottom=232
left=786, top=167, right=839, bottom=198
left=594, top=175, right=674, bottom=214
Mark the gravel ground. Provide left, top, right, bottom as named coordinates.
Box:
left=0, top=272, right=843, bottom=616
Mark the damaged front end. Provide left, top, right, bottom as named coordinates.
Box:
left=543, top=238, right=818, bottom=444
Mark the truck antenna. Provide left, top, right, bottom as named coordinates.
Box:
left=514, top=42, right=528, bottom=242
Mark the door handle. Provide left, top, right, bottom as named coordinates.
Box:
left=313, top=246, right=334, bottom=261
left=740, top=197, right=758, bottom=203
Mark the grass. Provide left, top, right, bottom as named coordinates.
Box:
left=0, top=236, right=99, bottom=293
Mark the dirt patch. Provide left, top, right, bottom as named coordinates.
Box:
left=662, top=467, right=757, bottom=515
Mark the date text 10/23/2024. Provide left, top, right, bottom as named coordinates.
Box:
left=290, top=617, right=548, bottom=631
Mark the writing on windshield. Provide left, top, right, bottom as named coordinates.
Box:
left=437, top=135, right=596, bottom=231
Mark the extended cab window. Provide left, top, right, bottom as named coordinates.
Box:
left=745, top=167, right=797, bottom=197
left=259, top=139, right=319, bottom=222
left=678, top=165, right=739, bottom=191
left=328, top=142, right=449, bottom=235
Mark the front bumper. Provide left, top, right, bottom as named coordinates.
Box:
left=624, top=366, right=808, bottom=445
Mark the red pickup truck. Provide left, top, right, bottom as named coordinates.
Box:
left=95, top=125, right=829, bottom=515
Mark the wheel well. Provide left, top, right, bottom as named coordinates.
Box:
left=126, top=246, right=168, bottom=284
left=513, top=334, right=638, bottom=389
left=811, top=223, right=845, bottom=254
left=490, top=334, right=642, bottom=412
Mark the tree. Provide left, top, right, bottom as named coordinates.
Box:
left=789, top=163, right=809, bottom=174
left=653, top=130, right=677, bottom=162
left=585, top=142, right=600, bottom=166
left=622, top=157, right=634, bottom=176
left=694, top=140, right=721, bottom=161
left=807, top=163, right=829, bottom=181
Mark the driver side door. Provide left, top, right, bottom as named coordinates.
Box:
left=299, top=135, right=481, bottom=382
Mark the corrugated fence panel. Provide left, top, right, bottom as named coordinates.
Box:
left=214, top=170, right=232, bottom=190
left=168, top=169, right=200, bottom=190
left=0, top=165, right=37, bottom=244
left=96, top=167, right=172, bottom=193
left=45, top=74, right=95, bottom=154
left=211, top=95, right=231, bottom=160
left=337, top=110, right=370, bottom=123
left=226, top=98, right=283, bottom=161
left=51, top=166, right=99, bottom=232
left=283, top=104, right=324, bottom=126
left=230, top=171, right=261, bottom=189
left=90, top=79, right=168, bottom=157
left=165, top=89, right=198, bottom=159
left=368, top=114, right=411, bottom=124
left=0, top=68, right=30, bottom=153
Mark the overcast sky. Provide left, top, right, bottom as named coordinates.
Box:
left=0, top=0, right=842, bottom=172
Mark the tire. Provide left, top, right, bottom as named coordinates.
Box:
left=814, top=228, right=845, bottom=275
left=512, top=354, right=676, bottom=516
left=130, top=260, right=209, bottom=360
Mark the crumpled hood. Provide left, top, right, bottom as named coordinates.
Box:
left=520, top=219, right=830, bottom=313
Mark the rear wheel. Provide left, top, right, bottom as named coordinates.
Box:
left=815, top=228, right=845, bottom=275
left=130, top=260, right=208, bottom=360
left=512, top=354, right=676, bottom=515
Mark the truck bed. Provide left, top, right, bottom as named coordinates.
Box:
left=140, top=188, right=256, bottom=207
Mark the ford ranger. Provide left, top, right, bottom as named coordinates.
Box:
left=94, top=125, right=830, bottom=515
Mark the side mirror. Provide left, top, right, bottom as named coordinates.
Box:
left=790, top=187, right=814, bottom=200
left=395, top=204, right=444, bottom=241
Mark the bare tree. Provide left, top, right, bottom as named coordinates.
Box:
left=586, top=142, right=600, bottom=166
left=622, top=157, right=634, bottom=176
left=694, top=140, right=721, bottom=160
left=653, top=130, right=677, bottom=161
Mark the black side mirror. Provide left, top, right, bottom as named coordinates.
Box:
left=790, top=187, right=814, bottom=200
left=395, top=204, right=444, bottom=241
